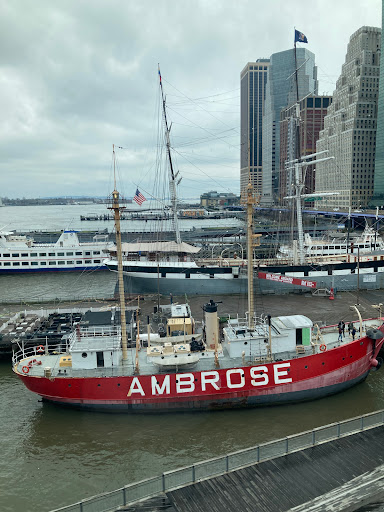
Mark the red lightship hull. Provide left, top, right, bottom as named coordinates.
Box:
left=17, top=332, right=383, bottom=412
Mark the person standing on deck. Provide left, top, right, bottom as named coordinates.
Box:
left=338, top=326, right=343, bottom=341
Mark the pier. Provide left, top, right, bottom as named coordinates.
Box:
left=51, top=410, right=384, bottom=512
left=80, top=211, right=244, bottom=222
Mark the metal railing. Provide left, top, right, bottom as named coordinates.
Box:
left=12, top=343, right=66, bottom=366
left=51, top=409, right=384, bottom=512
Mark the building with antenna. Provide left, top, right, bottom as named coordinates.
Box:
left=240, top=59, right=270, bottom=200
left=315, top=26, right=381, bottom=209
left=262, top=48, right=318, bottom=205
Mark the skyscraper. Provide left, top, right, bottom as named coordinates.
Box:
left=262, top=48, right=318, bottom=205
left=373, top=2, right=384, bottom=206
left=240, top=59, right=270, bottom=199
left=315, top=26, right=381, bottom=209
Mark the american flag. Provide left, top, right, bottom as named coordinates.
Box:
left=133, top=188, right=146, bottom=206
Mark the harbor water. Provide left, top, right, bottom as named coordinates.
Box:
left=1, top=205, right=384, bottom=511
left=2, top=343, right=384, bottom=512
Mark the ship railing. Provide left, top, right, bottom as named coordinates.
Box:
left=12, top=342, right=69, bottom=366
left=68, top=326, right=121, bottom=349
left=50, top=409, right=384, bottom=512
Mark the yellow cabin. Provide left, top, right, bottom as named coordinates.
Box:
left=167, top=317, right=193, bottom=336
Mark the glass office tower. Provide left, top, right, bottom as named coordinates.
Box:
left=262, top=48, right=318, bottom=204
left=373, top=2, right=384, bottom=206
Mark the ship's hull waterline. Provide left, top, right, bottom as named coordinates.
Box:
left=16, top=334, right=382, bottom=412
left=121, top=268, right=384, bottom=295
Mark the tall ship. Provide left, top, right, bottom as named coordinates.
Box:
left=104, top=67, right=384, bottom=296
left=0, top=230, right=111, bottom=273
left=12, top=146, right=384, bottom=411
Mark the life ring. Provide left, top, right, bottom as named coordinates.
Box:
left=22, top=366, right=30, bottom=374
left=319, top=344, right=327, bottom=352
left=36, top=345, right=45, bottom=353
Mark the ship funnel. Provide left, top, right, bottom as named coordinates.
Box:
left=203, top=300, right=220, bottom=350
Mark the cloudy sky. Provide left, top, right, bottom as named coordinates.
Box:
left=0, top=0, right=381, bottom=200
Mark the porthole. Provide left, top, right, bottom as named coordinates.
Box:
left=82, top=352, right=87, bottom=358
left=304, top=365, right=308, bottom=369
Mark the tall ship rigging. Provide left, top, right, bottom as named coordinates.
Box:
left=103, top=61, right=384, bottom=296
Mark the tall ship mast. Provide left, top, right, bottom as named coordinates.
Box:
left=108, top=144, right=128, bottom=361
left=158, top=65, right=181, bottom=244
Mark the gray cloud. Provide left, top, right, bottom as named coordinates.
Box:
left=0, top=0, right=381, bottom=199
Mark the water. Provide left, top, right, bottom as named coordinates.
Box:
left=0, top=269, right=117, bottom=304
left=2, top=361, right=384, bottom=511
left=1, top=205, right=384, bottom=511
left=0, top=204, right=242, bottom=233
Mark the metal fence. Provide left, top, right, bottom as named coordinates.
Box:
left=51, top=409, right=384, bottom=512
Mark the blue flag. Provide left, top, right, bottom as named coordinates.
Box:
left=295, top=29, right=308, bottom=43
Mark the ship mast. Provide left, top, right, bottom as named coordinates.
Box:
left=244, top=181, right=261, bottom=329
left=285, top=32, right=335, bottom=264
left=108, top=144, right=128, bottom=361
left=158, top=65, right=181, bottom=244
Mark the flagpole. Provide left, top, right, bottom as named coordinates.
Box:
left=294, top=30, right=299, bottom=104
left=293, top=30, right=301, bottom=164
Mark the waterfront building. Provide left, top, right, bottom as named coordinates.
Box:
left=315, top=26, right=381, bottom=210
left=240, top=59, right=270, bottom=200
left=373, top=3, right=384, bottom=206
left=279, top=96, right=332, bottom=203
left=200, top=191, right=239, bottom=208
left=262, top=48, right=318, bottom=205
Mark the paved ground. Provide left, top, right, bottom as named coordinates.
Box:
left=1, top=289, right=383, bottom=330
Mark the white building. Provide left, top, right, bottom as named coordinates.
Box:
left=315, top=26, right=381, bottom=209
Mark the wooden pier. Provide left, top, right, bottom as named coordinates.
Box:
left=119, top=425, right=384, bottom=512
left=51, top=411, right=384, bottom=512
